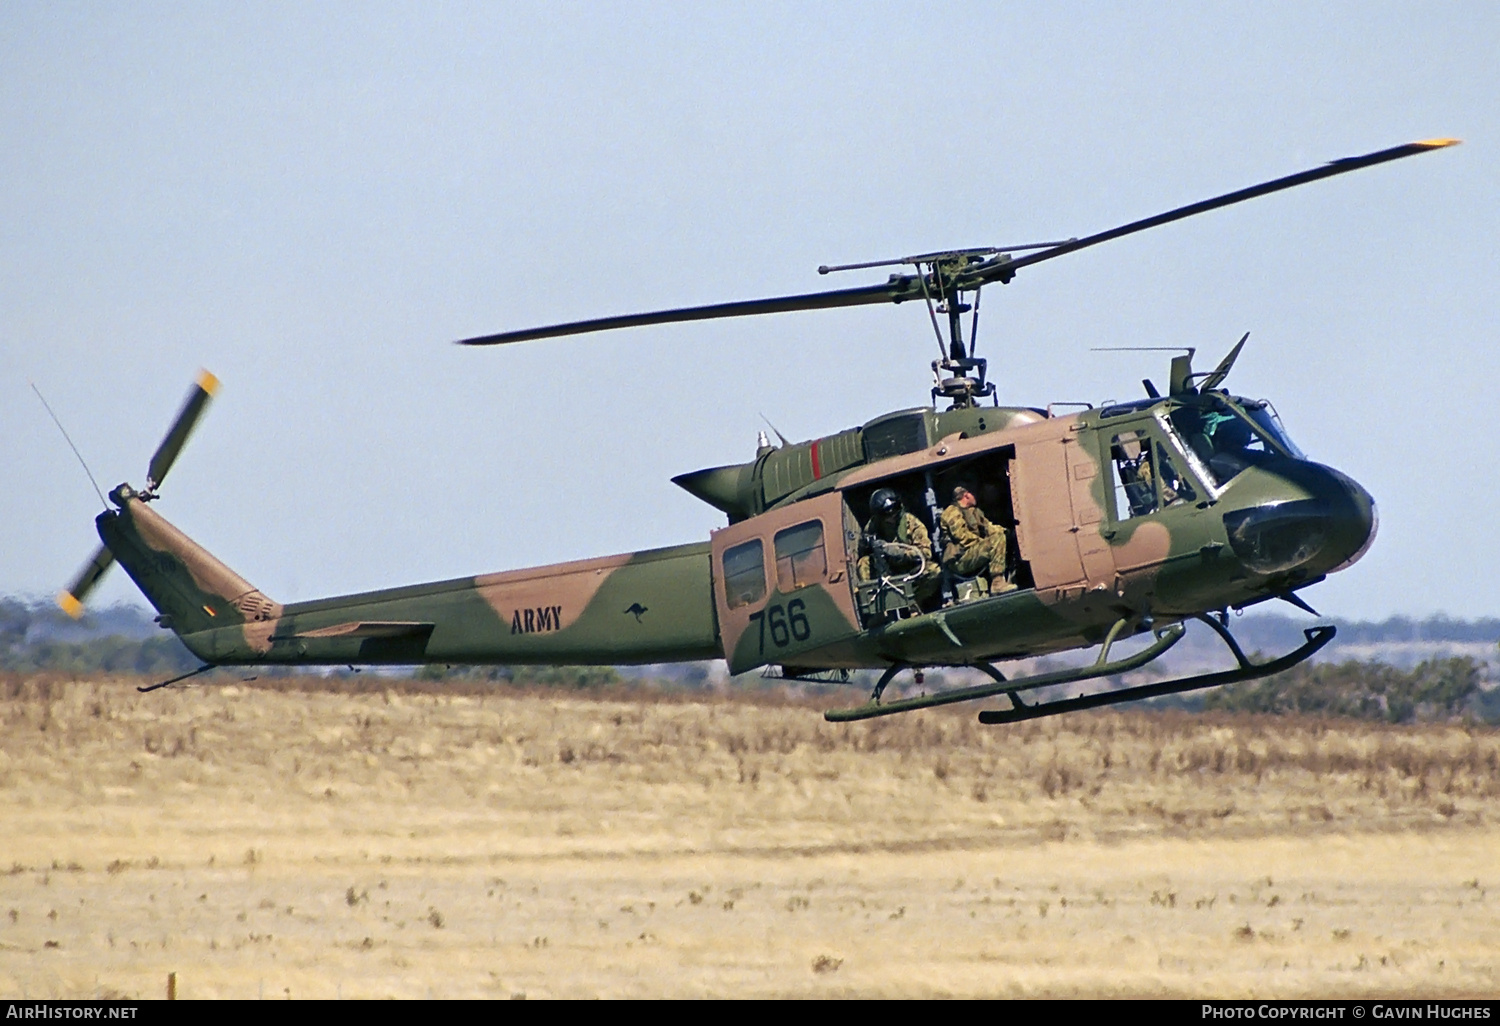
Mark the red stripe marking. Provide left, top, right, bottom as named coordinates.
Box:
left=810, top=440, right=822, bottom=479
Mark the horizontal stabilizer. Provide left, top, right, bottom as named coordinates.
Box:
left=290, top=621, right=435, bottom=639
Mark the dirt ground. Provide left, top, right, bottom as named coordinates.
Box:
left=2, top=676, right=1497, bottom=999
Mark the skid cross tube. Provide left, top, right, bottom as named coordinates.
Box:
left=824, top=619, right=1184, bottom=722
left=976, top=624, right=1336, bottom=725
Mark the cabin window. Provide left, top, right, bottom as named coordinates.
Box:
left=1110, top=430, right=1159, bottom=519
left=773, top=520, right=827, bottom=592
left=722, top=539, right=767, bottom=609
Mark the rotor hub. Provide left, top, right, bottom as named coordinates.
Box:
left=932, top=356, right=994, bottom=407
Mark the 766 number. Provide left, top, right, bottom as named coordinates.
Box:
left=749, top=599, right=811, bottom=652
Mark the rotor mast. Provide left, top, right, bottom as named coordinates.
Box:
left=933, top=265, right=987, bottom=408
left=868, top=250, right=997, bottom=409
left=817, top=243, right=1066, bottom=409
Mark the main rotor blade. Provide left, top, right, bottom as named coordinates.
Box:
left=457, top=279, right=925, bottom=346
left=463, top=138, right=1458, bottom=347
left=59, top=545, right=115, bottom=618
left=147, top=370, right=219, bottom=490
left=957, top=138, right=1461, bottom=287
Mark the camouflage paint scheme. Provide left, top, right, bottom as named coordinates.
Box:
left=94, top=390, right=1374, bottom=680
left=82, top=140, right=1450, bottom=685
left=70, top=140, right=1466, bottom=690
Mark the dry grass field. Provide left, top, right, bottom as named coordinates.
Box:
left=2, top=674, right=1497, bottom=999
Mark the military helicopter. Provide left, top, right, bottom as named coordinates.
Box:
left=58, top=138, right=1457, bottom=724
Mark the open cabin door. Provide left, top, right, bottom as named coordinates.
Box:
left=710, top=492, right=862, bottom=674
left=1011, top=424, right=1117, bottom=593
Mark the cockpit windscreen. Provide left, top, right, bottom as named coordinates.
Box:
left=1169, top=397, right=1304, bottom=487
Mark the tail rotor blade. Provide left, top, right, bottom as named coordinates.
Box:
left=147, top=370, right=219, bottom=491
left=59, top=545, right=116, bottom=618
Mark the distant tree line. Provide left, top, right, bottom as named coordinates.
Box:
left=3, top=596, right=1495, bottom=720
left=1202, top=656, right=1495, bottom=724
left=1, top=598, right=198, bottom=676
left=0, top=598, right=628, bottom=687
left=1331, top=615, right=1500, bottom=645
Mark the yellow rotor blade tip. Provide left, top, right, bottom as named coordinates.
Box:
left=196, top=369, right=220, bottom=395
left=58, top=592, right=84, bottom=619
left=1415, top=137, right=1462, bottom=148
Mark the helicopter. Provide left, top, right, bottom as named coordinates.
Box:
left=57, top=138, right=1457, bottom=724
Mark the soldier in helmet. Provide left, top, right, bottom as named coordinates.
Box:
left=939, top=485, right=1016, bottom=594
left=857, top=488, right=942, bottom=602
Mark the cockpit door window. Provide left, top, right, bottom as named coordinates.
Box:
left=1110, top=430, right=1158, bottom=519
left=1154, top=442, right=1197, bottom=506
left=1111, top=427, right=1203, bottom=520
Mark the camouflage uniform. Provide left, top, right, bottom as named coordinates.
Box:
left=940, top=502, right=1015, bottom=591
left=857, top=512, right=942, bottom=600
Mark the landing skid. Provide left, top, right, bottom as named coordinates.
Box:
left=824, top=617, right=1184, bottom=723
left=823, top=616, right=1336, bottom=725
left=979, top=622, right=1335, bottom=724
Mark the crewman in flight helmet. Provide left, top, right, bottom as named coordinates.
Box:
left=857, top=488, right=941, bottom=602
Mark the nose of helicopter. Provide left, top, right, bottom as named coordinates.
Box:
left=1326, top=469, right=1378, bottom=573
left=1221, top=465, right=1377, bottom=578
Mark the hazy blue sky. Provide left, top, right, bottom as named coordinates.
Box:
left=3, top=3, right=1496, bottom=621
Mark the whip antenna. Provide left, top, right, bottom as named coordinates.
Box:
left=31, top=381, right=107, bottom=510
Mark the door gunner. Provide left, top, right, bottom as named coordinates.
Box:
left=857, top=489, right=941, bottom=602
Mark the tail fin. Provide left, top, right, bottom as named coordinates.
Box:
left=97, top=489, right=281, bottom=653
left=53, top=368, right=224, bottom=620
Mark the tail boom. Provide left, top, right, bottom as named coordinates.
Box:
left=102, top=494, right=720, bottom=668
